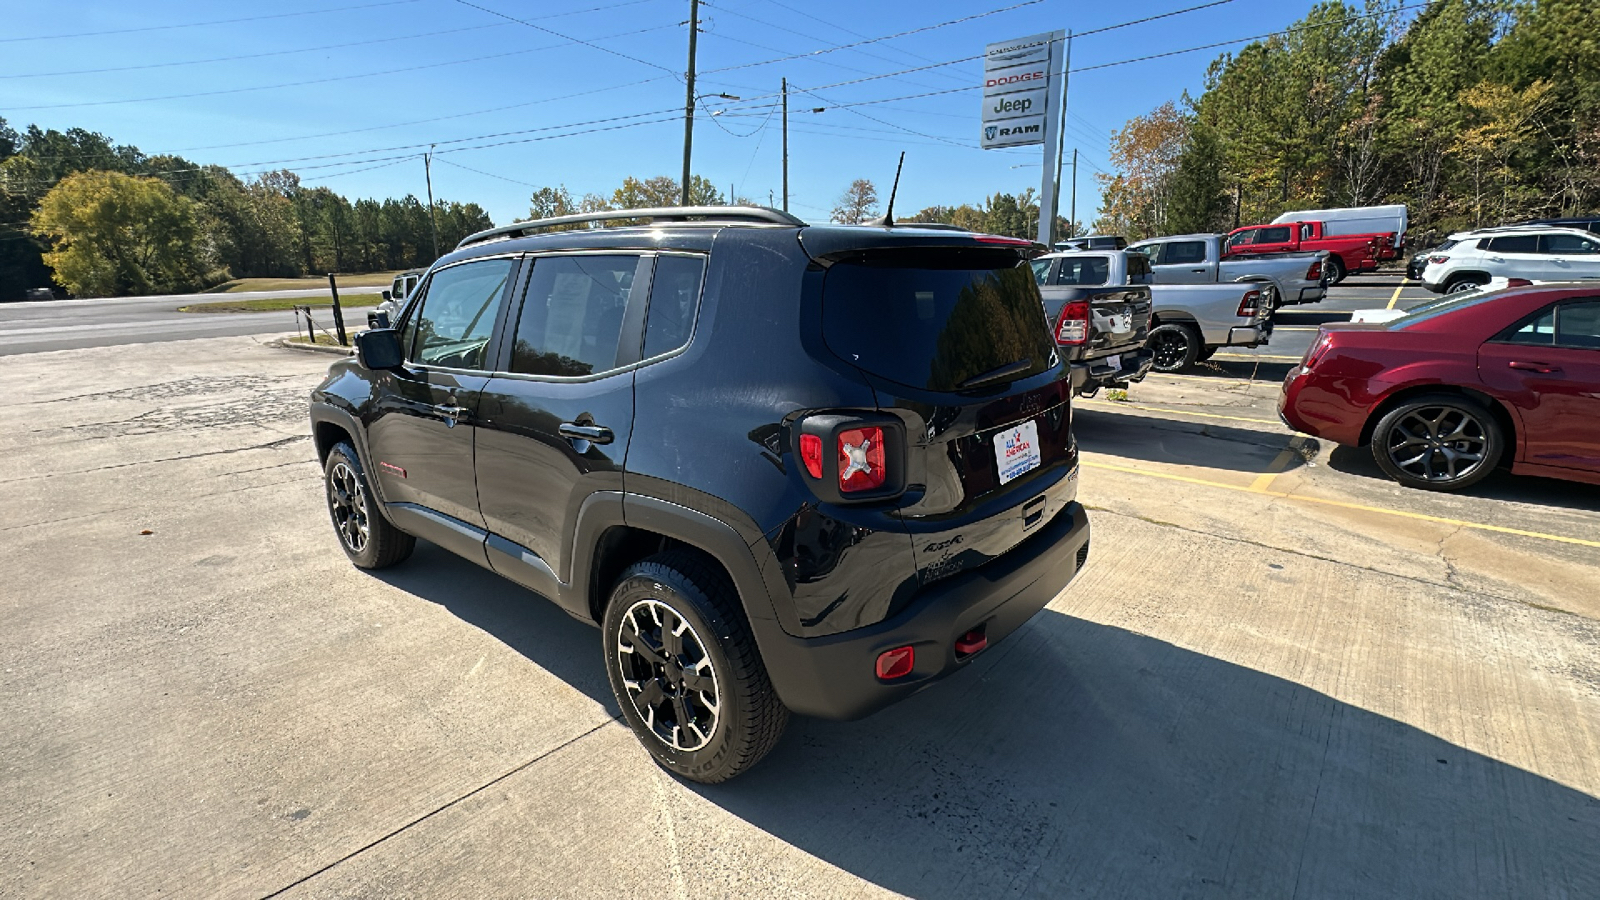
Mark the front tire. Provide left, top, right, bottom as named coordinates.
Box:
left=1148, top=323, right=1201, bottom=373
left=603, top=551, right=787, bottom=784
left=1370, top=395, right=1502, bottom=491
left=324, top=442, right=415, bottom=568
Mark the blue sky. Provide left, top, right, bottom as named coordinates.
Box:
left=2, top=0, right=1337, bottom=228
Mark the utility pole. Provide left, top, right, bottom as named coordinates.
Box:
left=423, top=146, right=438, bottom=259
left=680, top=0, right=700, bottom=207
left=781, top=77, right=789, bottom=212
left=1069, top=148, right=1078, bottom=237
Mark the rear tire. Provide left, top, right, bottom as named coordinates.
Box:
left=603, top=550, right=788, bottom=784
left=1148, top=323, right=1201, bottom=373
left=1370, top=394, right=1502, bottom=491
left=1446, top=276, right=1486, bottom=294
left=1324, top=256, right=1345, bottom=285
left=324, top=442, right=415, bottom=568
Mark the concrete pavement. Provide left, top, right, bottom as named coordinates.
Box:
left=0, top=337, right=1596, bottom=898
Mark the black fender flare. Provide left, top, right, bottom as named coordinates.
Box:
left=308, top=401, right=392, bottom=509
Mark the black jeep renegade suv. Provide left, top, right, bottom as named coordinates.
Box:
left=309, top=206, right=1092, bottom=783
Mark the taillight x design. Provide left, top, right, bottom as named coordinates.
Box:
left=1054, top=300, right=1089, bottom=345
left=794, top=415, right=905, bottom=502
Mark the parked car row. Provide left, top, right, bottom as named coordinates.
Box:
left=1419, top=225, right=1600, bottom=293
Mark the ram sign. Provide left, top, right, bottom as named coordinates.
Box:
left=981, top=31, right=1062, bottom=149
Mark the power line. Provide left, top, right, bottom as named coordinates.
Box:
left=702, top=1, right=967, bottom=89
left=1, top=22, right=682, bottom=111
left=1074, top=0, right=1237, bottom=38
left=0, top=0, right=424, bottom=43
left=433, top=157, right=541, bottom=189
left=451, top=0, right=682, bottom=76
left=701, top=1, right=1043, bottom=74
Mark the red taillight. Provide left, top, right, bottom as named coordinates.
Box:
left=1428, top=255, right=1450, bottom=265
left=1304, top=331, right=1333, bottom=369
left=799, top=433, right=824, bottom=479
left=875, top=646, right=915, bottom=680
left=975, top=234, right=1034, bottom=246
left=1054, top=300, right=1089, bottom=345
left=1306, top=260, right=1323, bottom=281
left=1237, top=289, right=1262, bottom=317
left=837, top=427, right=886, bottom=492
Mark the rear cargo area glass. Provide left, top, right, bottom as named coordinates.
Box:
left=822, top=253, right=1057, bottom=392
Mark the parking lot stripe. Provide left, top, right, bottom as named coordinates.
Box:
left=1081, top=460, right=1600, bottom=550
left=1249, top=436, right=1307, bottom=492
left=1080, top=401, right=1281, bottom=426
left=1386, top=281, right=1409, bottom=309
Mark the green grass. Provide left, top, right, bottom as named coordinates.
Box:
left=179, top=293, right=381, bottom=313
left=204, top=271, right=403, bottom=293
left=286, top=334, right=353, bottom=347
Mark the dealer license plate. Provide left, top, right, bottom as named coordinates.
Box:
left=1103, top=353, right=1121, bottom=371
left=994, top=420, right=1042, bottom=485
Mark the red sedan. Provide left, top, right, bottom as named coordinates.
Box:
left=1280, top=284, right=1600, bottom=491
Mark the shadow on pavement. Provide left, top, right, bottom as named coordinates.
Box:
left=1326, top=445, right=1600, bottom=513
left=698, top=611, right=1600, bottom=898
left=1179, top=359, right=1299, bottom=383
left=1075, top=407, right=1310, bottom=476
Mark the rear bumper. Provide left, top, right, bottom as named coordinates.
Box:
left=1292, top=285, right=1326, bottom=304
left=1278, top=366, right=1368, bottom=446
left=753, top=501, right=1091, bottom=720
left=1222, top=322, right=1271, bottom=349
left=1068, top=349, right=1153, bottom=393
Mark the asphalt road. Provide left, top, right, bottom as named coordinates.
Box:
left=0, top=287, right=344, bottom=356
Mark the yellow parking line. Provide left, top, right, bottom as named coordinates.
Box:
left=1085, top=402, right=1280, bottom=426
left=1385, top=281, right=1408, bottom=310
left=1081, top=460, right=1600, bottom=549
left=1249, top=436, right=1307, bottom=492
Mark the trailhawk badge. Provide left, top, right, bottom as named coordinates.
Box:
left=994, top=420, right=1042, bottom=485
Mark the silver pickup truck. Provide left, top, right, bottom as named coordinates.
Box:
left=1038, top=250, right=1274, bottom=373
left=1127, top=233, right=1328, bottom=306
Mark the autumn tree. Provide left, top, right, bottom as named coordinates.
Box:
left=831, top=179, right=879, bottom=224
left=1095, top=101, right=1188, bottom=240
left=30, top=170, right=208, bottom=297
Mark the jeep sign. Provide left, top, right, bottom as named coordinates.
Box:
left=981, top=31, right=1062, bottom=150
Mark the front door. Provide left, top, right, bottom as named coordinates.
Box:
left=1478, top=298, right=1600, bottom=473
left=474, top=253, right=655, bottom=599
left=1539, top=232, right=1600, bottom=282
left=364, top=256, right=518, bottom=559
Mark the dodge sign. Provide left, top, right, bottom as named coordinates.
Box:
left=981, top=31, right=1062, bottom=149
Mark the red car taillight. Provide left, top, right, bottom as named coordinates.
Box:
left=1306, top=260, right=1323, bottom=281
left=837, top=427, right=886, bottom=493
left=799, top=434, right=824, bottom=479
left=1304, top=331, right=1334, bottom=369
left=1054, top=300, right=1090, bottom=345
left=1236, top=289, right=1262, bottom=317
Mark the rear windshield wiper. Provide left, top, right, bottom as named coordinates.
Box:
left=957, top=358, right=1032, bottom=390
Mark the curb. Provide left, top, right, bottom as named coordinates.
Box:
left=270, top=336, right=353, bottom=357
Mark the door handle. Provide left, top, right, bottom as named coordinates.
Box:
left=1508, top=361, right=1562, bottom=374
left=434, top=403, right=470, bottom=426
left=1191, top=268, right=1206, bottom=273
left=559, top=422, right=614, bottom=445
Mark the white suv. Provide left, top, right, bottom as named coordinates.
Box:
left=1421, top=226, right=1600, bottom=293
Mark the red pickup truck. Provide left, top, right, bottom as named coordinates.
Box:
left=1225, top=221, right=1383, bottom=283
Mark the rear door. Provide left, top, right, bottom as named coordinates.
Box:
left=1483, top=234, right=1543, bottom=280
left=1151, top=239, right=1211, bottom=283
left=1478, top=298, right=1600, bottom=473
left=819, top=247, right=1079, bottom=586
left=365, top=255, right=517, bottom=555
left=473, top=253, right=658, bottom=595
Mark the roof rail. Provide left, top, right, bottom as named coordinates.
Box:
left=455, top=205, right=806, bottom=250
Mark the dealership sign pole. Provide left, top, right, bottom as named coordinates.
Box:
left=981, top=30, right=1066, bottom=246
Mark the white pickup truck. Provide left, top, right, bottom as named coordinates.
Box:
left=1127, top=233, right=1329, bottom=307
left=1035, top=250, right=1275, bottom=373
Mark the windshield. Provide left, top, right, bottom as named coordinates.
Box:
left=823, top=250, right=1058, bottom=392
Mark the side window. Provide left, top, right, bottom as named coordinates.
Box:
left=1130, top=244, right=1160, bottom=265
left=1127, top=253, right=1152, bottom=283
left=1300, top=224, right=1314, bottom=241
left=1225, top=231, right=1254, bottom=251
left=642, top=255, right=706, bottom=359
left=1542, top=234, right=1600, bottom=255
left=511, top=255, right=639, bottom=377
left=1557, top=301, right=1600, bottom=349
left=1029, top=259, right=1052, bottom=286
left=1166, top=241, right=1207, bottom=265
left=407, top=258, right=513, bottom=369
left=1488, top=235, right=1539, bottom=254
left=1502, top=307, right=1555, bottom=346
left=1257, top=226, right=1292, bottom=244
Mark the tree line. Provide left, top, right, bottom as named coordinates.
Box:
left=1094, top=0, right=1600, bottom=244
left=0, top=119, right=491, bottom=299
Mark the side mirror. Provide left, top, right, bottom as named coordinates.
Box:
left=381, top=289, right=392, bottom=301
left=355, top=328, right=405, bottom=370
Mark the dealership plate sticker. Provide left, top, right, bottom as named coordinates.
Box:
left=994, top=420, right=1042, bottom=485
left=1104, top=353, right=1121, bottom=370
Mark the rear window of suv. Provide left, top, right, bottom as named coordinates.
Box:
left=822, top=250, right=1057, bottom=392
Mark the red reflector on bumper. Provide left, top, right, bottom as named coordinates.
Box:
left=875, top=646, right=915, bottom=680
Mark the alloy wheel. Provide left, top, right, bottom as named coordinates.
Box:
left=1385, top=406, right=1489, bottom=484
left=327, top=461, right=370, bottom=553
left=1150, top=330, right=1191, bottom=370
left=1447, top=280, right=1483, bottom=294
left=615, top=598, right=720, bottom=752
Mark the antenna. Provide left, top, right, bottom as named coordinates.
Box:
left=868, top=152, right=905, bottom=228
